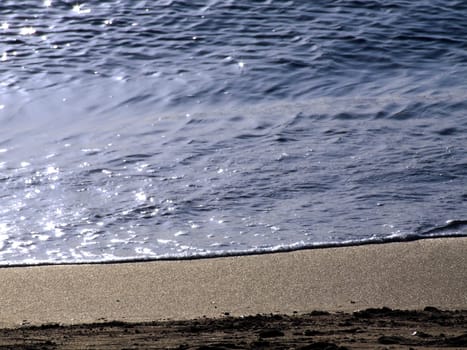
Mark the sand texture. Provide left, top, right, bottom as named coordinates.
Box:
left=0, top=237, right=466, bottom=348
left=0, top=237, right=466, bottom=327
left=0, top=308, right=466, bottom=349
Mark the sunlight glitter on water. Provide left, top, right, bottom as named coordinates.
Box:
left=0, top=0, right=466, bottom=265
left=72, top=4, right=91, bottom=14
left=19, top=27, right=36, bottom=35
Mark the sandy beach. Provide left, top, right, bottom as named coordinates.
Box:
left=0, top=237, right=466, bottom=349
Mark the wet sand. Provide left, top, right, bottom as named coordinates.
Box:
left=1, top=308, right=467, bottom=349
left=0, top=237, right=466, bottom=349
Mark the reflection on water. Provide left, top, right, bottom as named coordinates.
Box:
left=0, top=0, right=466, bottom=265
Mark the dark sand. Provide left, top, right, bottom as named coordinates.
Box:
left=1, top=308, right=466, bottom=349
left=0, top=237, right=466, bottom=349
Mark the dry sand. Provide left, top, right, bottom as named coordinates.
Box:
left=0, top=237, right=466, bottom=349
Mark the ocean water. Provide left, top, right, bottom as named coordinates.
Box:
left=1, top=0, right=466, bottom=266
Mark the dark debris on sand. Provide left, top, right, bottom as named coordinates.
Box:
left=0, top=308, right=466, bottom=349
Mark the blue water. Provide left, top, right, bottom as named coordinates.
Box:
left=1, top=0, right=466, bottom=265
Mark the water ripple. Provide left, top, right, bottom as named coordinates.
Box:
left=0, top=0, right=466, bottom=265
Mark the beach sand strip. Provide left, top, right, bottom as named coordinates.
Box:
left=0, top=237, right=465, bottom=326
left=0, top=237, right=466, bottom=348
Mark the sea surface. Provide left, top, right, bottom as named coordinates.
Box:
left=1, top=0, right=466, bottom=266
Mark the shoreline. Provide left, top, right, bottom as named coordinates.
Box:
left=1, top=233, right=464, bottom=269
left=0, top=236, right=466, bottom=329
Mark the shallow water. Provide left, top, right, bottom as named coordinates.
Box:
left=1, top=0, right=466, bottom=265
